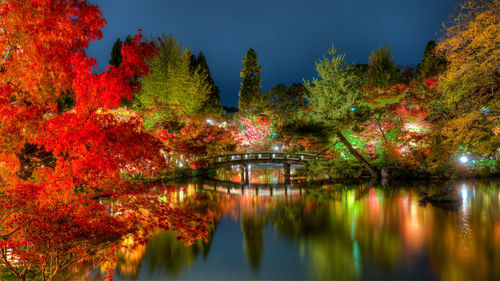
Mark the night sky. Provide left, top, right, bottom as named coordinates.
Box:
left=86, top=0, right=458, bottom=107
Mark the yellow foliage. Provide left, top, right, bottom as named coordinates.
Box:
left=435, top=0, right=499, bottom=156
left=441, top=110, right=500, bottom=154
left=437, top=0, right=500, bottom=103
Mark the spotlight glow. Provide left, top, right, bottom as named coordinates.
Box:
left=459, top=156, right=469, bottom=164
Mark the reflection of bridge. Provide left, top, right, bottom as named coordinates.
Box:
left=206, top=152, right=316, bottom=184
left=197, top=179, right=303, bottom=197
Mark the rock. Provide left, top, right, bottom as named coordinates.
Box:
left=422, top=186, right=462, bottom=202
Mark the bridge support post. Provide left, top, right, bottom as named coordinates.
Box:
left=284, top=163, right=291, bottom=185
left=240, top=164, right=249, bottom=185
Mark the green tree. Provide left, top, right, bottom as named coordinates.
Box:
left=304, top=46, right=378, bottom=177
left=264, top=83, right=288, bottom=111
left=109, top=35, right=133, bottom=67
left=194, top=52, right=222, bottom=115
left=287, top=83, right=308, bottom=107
left=109, top=38, right=123, bottom=67
left=137, top=34, right=211, bottom=128
left=238, top=48, right=263, bottom=121
left=367, top=45, right=402, bottom=88
left=265, top=83, right=308, bottom=112
left=416, top=41, right=446, bottom=80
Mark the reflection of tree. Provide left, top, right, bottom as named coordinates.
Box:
left=103, top=179, right=500, bottom=281
left=273, top=181, right=405, bottom=279
left=144, top=231, right=213, bottom=277
left=423, top=180, right=500, bottom=281
left=272, top=201, right=332, bottom=239
left=271, top=200, right=359, bottom=280
left=241, top=213, right=266, bottom=272
left=115, top=239, right=147, bottom=280
left=110, top=189, right=225, bottom=280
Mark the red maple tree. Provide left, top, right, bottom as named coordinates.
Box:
left=0, top=1, right=209, bottom=280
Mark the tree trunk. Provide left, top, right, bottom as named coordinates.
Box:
left=375, top=115, right=388, bottom=144
left=335, top=130, right=379, bottom=177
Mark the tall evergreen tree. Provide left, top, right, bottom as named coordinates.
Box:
left=137, top=34, right=211, bottom=129
left=109, top=38, right=123, bottom=67
left=195, top=52, right=222, bottom=115
left=238, top=48, right=263, bottom=120
left=109, top=35, right=133, bottom=67
left=366, top=45, right=401, bottom=87
left=416, top=41, right=446, bottom=80
left=304, top=47, right=379, bottom=177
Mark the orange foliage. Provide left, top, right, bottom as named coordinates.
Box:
left=0, top=1, right=209, bottom=280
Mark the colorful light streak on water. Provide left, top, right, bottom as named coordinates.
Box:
left=82, top=179, right=500, bottom=281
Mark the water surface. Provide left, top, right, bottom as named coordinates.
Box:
left=90, top=175, right=500, bottom=281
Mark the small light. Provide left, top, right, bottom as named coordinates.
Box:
left=206, top=119, right=214, bottom=125
left=459, top=156, right=469, bottom=164
left=179, top=162, right=183, bottom=167
left=350, top=107, right=357, bottom=111
left=273, top=145, right=279, bottom=151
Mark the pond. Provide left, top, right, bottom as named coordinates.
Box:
left=86, top=167, right=500, bottom=281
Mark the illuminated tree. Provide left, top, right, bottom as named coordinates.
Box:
left=137, top=34, right=211, bottom=120
left=304, top=46, right=378, bottom=177
left=109, top=35, right=132, bottom=68
left=192, top=52, right=222, bottom=115
left=0, top=1, right=209, bottom=280
left=416, top=41, right=446, bottom=80
left=238, top=114, right=273, bottom=151
left=366, top=45, right=402, bottom=88
left=435, top=0, right=499, bottom=160
left=157, top=115, right=240, bottom=168
left=238, top=48, right=263, bottom=121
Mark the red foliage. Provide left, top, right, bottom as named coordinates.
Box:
left=424, top=78, right=438, bottom=90
left=359, top=82, right=434, bottom=165
left=0, top=1, right=208, bottom=280
left=157, top=115, right=240, bottom=168
left=238, top=114, right=273, bottom=151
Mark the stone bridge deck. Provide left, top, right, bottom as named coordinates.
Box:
left=205, top=152, right=317, bottom=184
left=206, top=152, right=316, bottom=168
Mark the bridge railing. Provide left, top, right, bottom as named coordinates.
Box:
left=206, top=151, right=317, bottom=167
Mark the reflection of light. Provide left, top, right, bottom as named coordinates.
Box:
left=273, top=145, right=280, bottom=151
left=347, top=190, right=356, bottom=208
left=206, top=119, right=214, bottom=125
left=178, top=162, right=183, bottom=167
left=461, top=184, right=468, bottom=212
left=353, top=241, right=360, bottom=275
left=459, top=156, right=469, bottom=164
left=350, top=107, right=357, bottom=111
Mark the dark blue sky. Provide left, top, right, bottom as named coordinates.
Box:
left=86, top=0, right=458, bottom=107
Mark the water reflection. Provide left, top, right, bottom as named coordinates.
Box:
left=92, top=179, right=500, bottom=281
left=215, top=164, right=298, bottom=185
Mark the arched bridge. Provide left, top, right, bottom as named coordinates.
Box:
left=205, top=152, right=317, bottom=184
left=206, top=152, right=316, bottom=168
